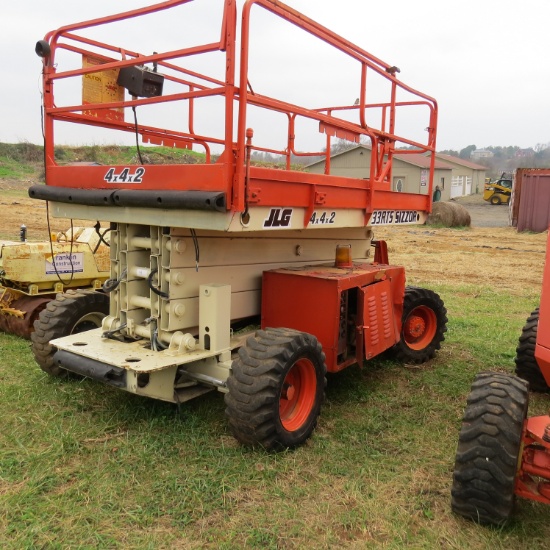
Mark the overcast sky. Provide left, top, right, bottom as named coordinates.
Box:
left=2, top=0, right=549, bottom=152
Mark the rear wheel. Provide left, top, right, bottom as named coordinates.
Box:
left=451, top=372, right=528, bottom=525
left=391, top=286, right=447, bottom=364
left=225, top=328, right=327, bottom=450
left=31, top=290, right=109, bottom=376
left=515, top=308, right=550, bottom=392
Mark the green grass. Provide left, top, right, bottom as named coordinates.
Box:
left=0, top=142, right=209, bottom=184
left=0, top=142, right=304, bottom=184
left=0, top=142, right=43, bottom=180
left=0, top=163, right=35, bottom=179
left=1, top=281, right=550, bottom=547
left=0, top=158, right=37, bottom=180
left=53, top=144, right=207, bottom=166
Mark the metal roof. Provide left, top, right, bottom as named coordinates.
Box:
left=432, top=153, right=487, bottom=170
left=394, top=152, right=452, bottom=170
left=305, top=145, right=454, bottom=170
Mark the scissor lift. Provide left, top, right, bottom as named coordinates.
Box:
left=32, top=0, right=446, bottom=449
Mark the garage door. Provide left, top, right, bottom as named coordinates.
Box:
left=451, top=176, right=463, bottom=198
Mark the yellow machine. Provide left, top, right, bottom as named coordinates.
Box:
left=0, top=227, right=110, bottom=338
left=483, top=174, right=512, bottom=205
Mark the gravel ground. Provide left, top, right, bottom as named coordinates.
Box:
left=453, top=193, right=510, bottom=228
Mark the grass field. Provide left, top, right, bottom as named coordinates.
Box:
left=0, top=142, right=207, bottom=181
left=1, top=223, right=550, bottom=548
left=0, top=144, right=548, bottom=546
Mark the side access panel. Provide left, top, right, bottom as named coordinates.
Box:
left=358, top=279, right=399, bottom=360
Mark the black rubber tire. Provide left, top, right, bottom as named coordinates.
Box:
left=490, top=195, right=502, bottom=205
left=225, top=328, right=327, bottom=450
left=451, top=372, right=529, bottom=525
left=31, top=289, right=109, bottom=376
left=515, top=308, right=550, bottom=392
left=391, top=286, right=447, bottom=364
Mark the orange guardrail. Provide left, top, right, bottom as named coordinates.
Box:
left=37, top=0, right=438, bottom=225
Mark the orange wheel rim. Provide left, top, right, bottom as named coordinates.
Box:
left=279, top=358, right=317, bottom=431
left=403, top=306, right=437, bottom=350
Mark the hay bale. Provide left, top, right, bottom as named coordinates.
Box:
left=452, top=202, right=472, bottom=227
left=427, top=201, right=471, bottom=227
left=427, top=202, right=454, bottom=226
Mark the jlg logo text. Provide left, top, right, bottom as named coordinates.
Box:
left=263, top=208, right=292, bottom=228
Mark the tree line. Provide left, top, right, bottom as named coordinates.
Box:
left=439, top=143, right=550, bottom=178
left=251, top=140, right=550, bottom=177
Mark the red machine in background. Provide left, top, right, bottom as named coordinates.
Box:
left=452, top=232, right=550, bottom=524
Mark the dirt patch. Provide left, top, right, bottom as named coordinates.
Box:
left=375, top=225, right=546, bottom=295
left=379, top=195, right=543, bottom=295
left=0, top=181, right=543, bottom=294
left=0, top=179, right=92, bottom=241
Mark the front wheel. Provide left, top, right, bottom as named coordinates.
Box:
left=490, top=195, right=502, bottom=205
left=225, top=328, right=327, bottom=450
left=391, top=286, right=447, bottom=364
left=451, top=372, right=528, bottom=525
left=31, top=289, right=109, bottom=376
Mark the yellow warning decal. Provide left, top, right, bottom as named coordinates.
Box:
left=82, top=55, right=124, bottom=122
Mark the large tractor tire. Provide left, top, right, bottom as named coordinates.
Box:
left=225, top=328, right=327, bottom=450
left=31, top=289, right=109, bottom=376
left=391, top=286, right=447, bottom=364
left=451, top=372, right=529, bottom=525
left=515, top=308, right=550, bottom=392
